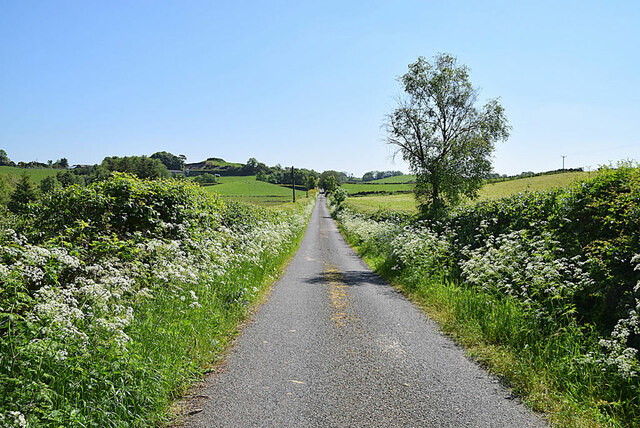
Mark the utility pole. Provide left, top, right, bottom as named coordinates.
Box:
left=291, top=166, right=296, bottom=202
left=561, top=155, right=566, bottom=170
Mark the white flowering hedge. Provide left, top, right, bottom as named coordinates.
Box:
left=333, top=164, right=640, bottom=424
left=0, top=173, right=314, bottom=427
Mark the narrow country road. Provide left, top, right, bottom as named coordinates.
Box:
left=184, top=195, right=545, bottom=427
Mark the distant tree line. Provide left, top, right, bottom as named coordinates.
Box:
left=361, top=170, right=404, bottom=182
left=251, top=158, right=319, bottom=190
left=0, top=148, right=352, bottom=206
left=0, top=149, right=69, bottom=169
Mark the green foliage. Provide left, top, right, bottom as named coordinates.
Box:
left=39, top=176, right=60, bottom=194
left=101, top=155, right=170, bottom=179
left=342, top=182, right=413, bottom=196
left=361, top=170, right=404, bottom=182
left=0, top=174, right=19, bottom=206
left=151, top=151, right=184, bottom=170
left=8, top=175, right=37, bottom=214
left=56, top=169, right=86, bottom=187
left=306, top=175, right=317, bottom=191
left=255, top=163, right=317, bottom=188
left=0, top=149, right=13, bottom=166
left=0, top=173, right=313, bottom=426
left=57, top=164, right=110, bottom=187
left=186, top=157, right=246, bottom=176
left=29, top=173, right=221, bottom=243
left=386, top=53, right=510, bottom=215
left=191, top=172, right=218, bottom=185
left=334, top=164, right=640, bottom=425
left=319, top=171, right=342, bottom=193
left=330, top=187, right=348, bottom=205
left=52, top=158, right=69, bottom=169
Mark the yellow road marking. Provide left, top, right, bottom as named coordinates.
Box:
left=325, top=264, right=357, bottom=327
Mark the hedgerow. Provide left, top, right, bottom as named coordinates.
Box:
left=0, top=173, right=313, bottom=426
left=333, top=163, right=640, bottom=425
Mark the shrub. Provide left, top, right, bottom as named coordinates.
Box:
left=0, top=173, right=314, bottom=426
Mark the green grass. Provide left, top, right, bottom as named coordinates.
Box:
left=202, top=176, right=308, bottom=206
left=0, top=166, right=60, bottom=183
left=343, top=193, right=418, bottom=214
left=344, top=171, right=592, bottom=213
left=478, top=171, right=594, bottom=200
left=203, top=158, right=242, bottom=168
left=342, top=182, right=413, bottom=195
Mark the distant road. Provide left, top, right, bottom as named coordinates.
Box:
left=184, top=195, right=545, bottom=427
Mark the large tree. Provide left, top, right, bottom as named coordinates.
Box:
left=102, top=156, right=170, bottom=179
left=386, top=53, right=510, bottom=215
left=319, top=170, right=341, bottom=194
left=0, top=149, right=13, bottom=166
left=151, top=151, right=184, bottom=171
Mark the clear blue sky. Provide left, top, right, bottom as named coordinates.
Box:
left=1, top=0, right=638, bottom=176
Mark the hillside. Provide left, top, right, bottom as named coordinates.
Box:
left=203, top=175, right=307, bottom=206
left=370, top=174, right=416, bottom=184
left=477, top=170, right=593, bottom=200
left=0, top=166, right=60, bottom=183
left=185, top=157, right=246, bottom=176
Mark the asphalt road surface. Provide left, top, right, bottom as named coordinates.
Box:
left=184, top=195, right=545, bottom=427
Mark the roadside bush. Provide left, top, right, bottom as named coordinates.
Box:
left=333, top=164, right=640, bottom=425
left=330, top=187, right=348, bottom=205
left=0, top=173, right=313, bottom=426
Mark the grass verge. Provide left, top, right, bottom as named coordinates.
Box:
left=161, top=217, right=308, bottom=425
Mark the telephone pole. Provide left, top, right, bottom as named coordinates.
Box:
left=291, top=166, right=296, bottom=202
left=561, top=155, right=566, bottom=170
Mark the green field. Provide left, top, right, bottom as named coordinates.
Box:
left=368, top=174, right=416, bottom=184
left=342, top=182, right=413, bottom=195
left=344, top=171, right=592, bottom=213
left=343, top=193, right=418, bottom=213
left=202, top=175, right=308, bottom=206
left=478, top=171, right=593, bottom=199
left=0, top=166, right=60, bottom=183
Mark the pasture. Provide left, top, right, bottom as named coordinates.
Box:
left=344, top=170, right=591, bottom=213
left=343, top=193, right=417, bottom=213
left=342, top=182, right=413, bottom=195
left=202, top=175, right=308, bottom=206
left=0, top=166, right=59, bottom=183
left=478, top=170, right=594, bottom=199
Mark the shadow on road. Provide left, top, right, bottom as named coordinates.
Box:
left=303, top=270, right=405, bottom=299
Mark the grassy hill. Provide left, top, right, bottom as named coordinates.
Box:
left=202, top=176, right=308, bottom=206
left=0, top=166, right=60, bottom=183
left=343, top=174, right=415, bottom=196
left=342, top=182, right=413, bottom=195
left=478, top=170, right=593, bottom=199
left=185, top=157, right=245, bottom=176
left=344, top=170, right=592, bottom=214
